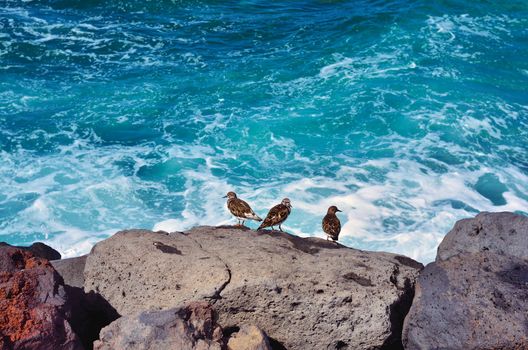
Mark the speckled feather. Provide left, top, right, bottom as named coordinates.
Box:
left=322, top=214, right=341, bottom=241
left=227, top=198, right=261, bottom=221
left=258, top=204, right=291, bottom=229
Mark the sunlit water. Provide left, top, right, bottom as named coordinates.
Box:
left=1, top=0, right=527, bottom=262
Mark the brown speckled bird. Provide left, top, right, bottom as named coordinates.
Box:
left=322, top=206, right=342, bottom=242
left=258, top=198, right=292, bottom=231
left=224, top=191, right=262, bottom=226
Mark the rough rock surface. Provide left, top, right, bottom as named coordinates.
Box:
left=84, top=226, right=423, bottom=349
left=0, top=241, right=61, bottom=261
left=403, top=212, right=528, bottom=350
left=52, top=255, right=87, bottom=288
left=437, top=211, right=528, bottom=261
left=0, top=245, right=81, bottom=350
left=84, top=229, right=230, bottom=314
left=94, top=301, right=224, bottom=350
left=404, top=253, right=528, bottom=349
left=227, top=325, right=272, bottom=350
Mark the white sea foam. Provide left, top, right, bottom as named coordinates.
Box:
left=319, top=57, right=353, bottom=78
left=146, top=151, right=528, bottom=263
left=1, top=2, right=527, bottom=265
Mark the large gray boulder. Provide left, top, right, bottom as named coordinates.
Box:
left=84, top=229, right=230, bottom=314
left=437, top=211, right=528, bottom=262
left=403, top=212, right=528, bottom=350
left=403, top=252, right=528, bottom=349
left=94, top=301, right=224, bottom=350
left=84, top=226, right=423, bottom=350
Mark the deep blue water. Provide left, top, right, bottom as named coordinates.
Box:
left=1, top=0, right=527, bottom=261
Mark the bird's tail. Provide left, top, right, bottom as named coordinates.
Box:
left=248, top=212, right=262, bottom=222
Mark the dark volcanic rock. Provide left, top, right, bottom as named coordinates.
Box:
left=25, top=242, right=62, bottom=260
left=437, top=211, right=528, bottom=261
left=94, top=301, right=224, bottom=350
left=0, top=245, right=81, bottom=350
left=403, top=212, right=528, bottom=350
left=84, top=226, right=423, bottom=350
left=0, top=241, right=61, bottom=261
left=52, top=255, right=87, bottom=288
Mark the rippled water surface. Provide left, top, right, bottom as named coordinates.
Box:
left=1, top=0, right=527, bottom=261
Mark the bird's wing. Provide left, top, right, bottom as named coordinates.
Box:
left=323, top=214, right=341, bottom=238
left=229, top=198, right=257, bottom=218
left=261, top=204, right=289, bottom=228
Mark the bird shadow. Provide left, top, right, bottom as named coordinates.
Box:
left=257, top=229, right=345, bottom=254
left=213, top=226, right=345, bottom=254
left=215, top=225, right=251, bottom=231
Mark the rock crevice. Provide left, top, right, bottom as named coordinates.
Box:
left=184, top=232, right=233, bottom=303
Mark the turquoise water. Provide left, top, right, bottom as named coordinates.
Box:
left=1, top=0, right=527, bottom=262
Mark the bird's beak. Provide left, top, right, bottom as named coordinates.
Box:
left=337, top=209, right=342, bottom=212
left=222, top=195, right=227, bottom=198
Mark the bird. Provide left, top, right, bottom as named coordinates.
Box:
left=322, top=206, right=342, bottom=242
left=224, top=191, right=262, bottom=226
left=258, top=198, right=292, bottom=231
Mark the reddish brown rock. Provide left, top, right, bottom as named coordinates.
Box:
left=0, top=242, right=61, bottom=261
left=0, top=245, right=82, bottom=350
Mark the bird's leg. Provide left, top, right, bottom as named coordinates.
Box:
left=236, top=218, right=241, bottom=226
left=279, top=224, right=283, bottom=232
left=271, top=226, right=275, bottom=231
left=242, top=220, right=245, bottom=226
left=326, top=236, right=329, bottom=241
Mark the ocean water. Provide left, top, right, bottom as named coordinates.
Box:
left=1, top=0, right=527, bottom=262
